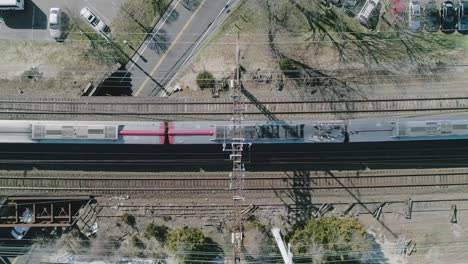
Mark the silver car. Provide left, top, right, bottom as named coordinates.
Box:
left=409, top=0, right=422, bottom=32
left=49, top=8, right=63, bottom=40
left=80, top=7, right=112, bottom=41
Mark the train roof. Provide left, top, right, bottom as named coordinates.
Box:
left=349, top=116, right=468, bottom=142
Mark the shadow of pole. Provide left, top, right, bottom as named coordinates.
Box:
left=325, top=171, right=398, bottom=238
left=241, top=84, right=313, bottom=225
left=109, top=41, right=167, bottom=93
left=287, top=171, right=314, bottom=226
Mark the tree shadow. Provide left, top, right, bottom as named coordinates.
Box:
left=186, top=237, right=224, bottom=264
left=59, top=11, right=71, bottom=42
left=280, top=57, right=368, bottom=118
left=148, top=29, right=169, bottom=55
left=366, top=2, right=382, bottom=30
left=362, top=234, right=390, bottom=263
left=1, top=1, right=47, bottom=29
left=161, top=3, right=180, bottom=24
left=181, top=0, right=203, bottom=12
left=96, top=66, right=133, bottom=96
left=276, top=0, right=449, bottom=76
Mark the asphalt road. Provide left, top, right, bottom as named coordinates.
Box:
left=2, top=140, right=468, bottom=172
left=127, top=0, right=237, bottom=97
left=0, top=0, right=123, bottom=41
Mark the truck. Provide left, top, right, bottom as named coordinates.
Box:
left=0, top=0, right=24, bottom=11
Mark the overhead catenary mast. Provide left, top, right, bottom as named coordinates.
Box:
left=224, top=34, right=245, bottom=263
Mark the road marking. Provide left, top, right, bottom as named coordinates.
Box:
left=134, top=0, right=209, bottom=96
left=31, top=5, right=35, bottom=40
left=127, top=0, right=182, bottom=72
left=165, top=0, right=234, bottom=91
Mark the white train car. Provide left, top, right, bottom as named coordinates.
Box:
left=168, top=120, right=346, bottom=144
left=348, top=117, right=468, bottom=142
left=0, top=120, right=166, bottom=144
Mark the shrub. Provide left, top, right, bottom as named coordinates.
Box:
left=167, top=226, right=205, bottom=253
left=167, top=226, right=223, bottom=264
left=120, top=213, right=136, bottom=227
left=196, top=71, right=216, bottom=89
left=131, top=235, right=145, bottom=249
left=144, top=223, right=169, bottom=242
left=290, top=217, right=371, bottom=263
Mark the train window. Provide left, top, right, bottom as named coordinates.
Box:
left=453, top=124, right=468, bottom=130
left=258, top=125, right=280, bottom=139
left=282, top=124, right=304, bottom=139
left=88, top=129, right=104, bottom=134
left=410, top=127, right=426, bottom=132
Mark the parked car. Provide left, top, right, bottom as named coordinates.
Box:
left=49, top=8, right=63, bottom=41
left=409, top=0, right=422, bottom=32
left=330, top=0, right=343, bottom=7
left=424, top=0, right=440, bottom=32
left=80, top=7, right=112, bottom=41
left=11, top=208, right=33, bottom=240
left=458, top=1, right=468, bottom=32
left=441, top=1, right=457, bottom=32
left=357, top=0, right=380, bottom=27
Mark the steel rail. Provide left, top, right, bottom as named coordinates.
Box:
left=0, top=108, right=466, bottom=116
left=1, top=96, right=468, bottom=105
left=2, top=171, right=468, bottom=193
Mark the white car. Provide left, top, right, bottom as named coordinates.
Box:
left=80, top=7, right=112, bottom=41
left=409, top=0, right=422, bottom=32
left=357, top=0, right=380, bottom=27
left=11, top=208, right=33, bottom=240
left=49, top=8, right=63, bottom=40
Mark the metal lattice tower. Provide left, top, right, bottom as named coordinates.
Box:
left=224, top=36, right=245, bottom=263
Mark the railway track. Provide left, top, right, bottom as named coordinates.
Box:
left=1, top=97, right=468, bottom=118
left=2, top=169, right=468, bottom=194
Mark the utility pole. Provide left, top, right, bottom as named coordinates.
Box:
left=272, top=228, right=294, bottom=264
left=224, top=34, right=245, bottom=263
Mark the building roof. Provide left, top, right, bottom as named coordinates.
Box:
left=0, top=0, right=18, bottom=5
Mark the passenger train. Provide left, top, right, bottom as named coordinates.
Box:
left=0, top=117, right=466, bottom=145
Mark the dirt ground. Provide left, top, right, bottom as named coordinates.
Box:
left=170, top=0, right=468, bottom=102
left=19, top=186, right=464, bottom=263
left=9, top=184, right=468, bottom=263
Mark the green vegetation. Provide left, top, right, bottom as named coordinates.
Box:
left=196, top=71, right=216, bottom=89
left=279, top=58, right=300, bottom=78
left=144, top=223, right=169, bottom=242
left=83, top=30, right=128, bottom=66
left=244, top=220, right=281, bottom=263
left=120, top=213, right=136, bottom=227
left=290, top=217, right=370, bottom=263
left=167, top=226, right=223, bottom=264
left=131, top=235, right=146, bottom=249
left=168, top=226, right=205, bottom=253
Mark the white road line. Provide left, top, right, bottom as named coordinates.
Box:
left=164, top=0, right=233, bottom=92
left=31, top=5, right=36, bottom=40
left=127, top=0, right=182, bottom=72
left=85, top=0, right=111, bottom=25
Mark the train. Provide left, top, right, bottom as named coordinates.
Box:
left=0, top=116, right=467, bottom=145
